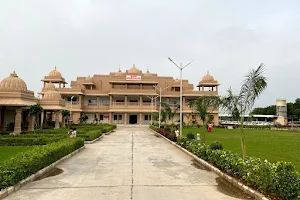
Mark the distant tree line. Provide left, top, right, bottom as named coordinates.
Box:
left=251, top=98, right=300, bottom=120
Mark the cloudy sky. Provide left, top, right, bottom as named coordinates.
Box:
left=0, top=0, right=300, bottom=107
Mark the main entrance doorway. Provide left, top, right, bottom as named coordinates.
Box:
left=129, top=115, right=138, bottom=124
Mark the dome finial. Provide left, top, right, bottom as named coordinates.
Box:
left=10, top=71, right=18, bottom=77
left=54, top=66, right=57, bottom=70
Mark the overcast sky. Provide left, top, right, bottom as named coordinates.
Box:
left=1, top=0, right=300, bottom=107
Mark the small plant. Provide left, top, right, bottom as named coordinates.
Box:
left=209, top=141, right=223, bottom=150
left=186, top=132, right=195, bottom=140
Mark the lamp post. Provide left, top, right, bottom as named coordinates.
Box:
left=70, top=96, right=74, bottom=122
left=168, top=58, right=193, bottom=137
left=147, top=95, right=159, bottom=125
left=153, top=85, right=170, bottom=128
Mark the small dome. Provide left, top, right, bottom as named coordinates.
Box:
left=43, top=90, right=62, bottom=100
left=43, top=82, right=56, bottom=91
left=0, top=71, right=28, bottom=92
left=115, top=68, right=123, bottom=76
left=127, top=64, right=141, bottom=73
left=144, top=67, right=153, bottom=76
left=48, top=66, right=62, bottom=77
left=201, top=72, right=215, bottom=82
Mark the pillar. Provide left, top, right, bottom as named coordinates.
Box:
left=140, top=96, right=142, bottom=106
left=54, top=111, right=60, bottom=129
left=79, top=95, right=83, bottom=107
left=41, top=111, right=44, bottom=129
left=183, top=97, right=186, bottom=107
left=0, top=106, right=6, bottom=131
left=59, top=83, right=61, bottom=88
left=96, top=113, right=100, bottom=124
left=97, top=97, right=100, bottom=107
left=140, top=84, right=142, bottom=89
left=28, top=115, right=35, bottom=131
left=124, top=113, right=127, bottom=125
left=110, top=96, right=113, bottom=106
left=216, top=86, right=218, bottom=93
left=14, top=108, right=22, bottom=134
left=139, top=113, right=142, bottom=125
left=109, top=112, right=112, bottom=124
left=125, top=96, right=128, bottom=106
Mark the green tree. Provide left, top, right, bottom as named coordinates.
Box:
left=161, top=102, right=179, bottom=126
left=220, top=64, right=267, bottom=158
left=29, top=104, right=43, bottom=130
left=188, top=96, right=219, bottom=143
left=61, top=110, right=70, bottom=127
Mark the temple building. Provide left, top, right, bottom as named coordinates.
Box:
left=40, top=65, right=220, bottom=125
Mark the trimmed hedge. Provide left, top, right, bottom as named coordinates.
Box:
left=78, top=130, right=102, bottom=141
left=0, top=138, right=84, bottom=190
left=150, top=125, right=177, bottom=142
left=0, top=134, right=67, bottom=146
left=177, top=138, right=300, bottom=200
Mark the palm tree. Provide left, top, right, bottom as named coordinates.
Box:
left=220, top=64, right=267, bottom=158
left=29, top=104, right=44, bottom=131
left=188, top=96, right=219, bottom=143
left=161, top=102, right=179, bottom=126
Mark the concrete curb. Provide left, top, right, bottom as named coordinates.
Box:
left=84, top=135, right=104, bottom=144
left=149, top=128, right=269, bottom=200
left=84, top=129, right=115, bottom=144
left=0, top=146, right=85, bottom=200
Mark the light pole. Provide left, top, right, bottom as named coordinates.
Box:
left=147, top=95, right=159, bottom=125
left=154, top=85, right=170, bottom=128
left=168, top=57, right=193, bottom=137
left=70, top=96, right=74, bottom=122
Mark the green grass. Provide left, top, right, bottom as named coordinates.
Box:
left=0, top=146, right=34, bottom=162
left=183, top=127, right=300, bottom=172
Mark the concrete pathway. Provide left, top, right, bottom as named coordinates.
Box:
left=5, top=127, right=251, bottom=200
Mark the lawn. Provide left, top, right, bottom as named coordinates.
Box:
left=0, top=146, right=34, bottom=162
left=183, top=127, right=300, bottom=172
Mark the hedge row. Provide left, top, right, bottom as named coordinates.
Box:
left=0, top=138, right=84, bottom=190
left=77, top=130, right=102, bottom=141
left=177, top=138, right=300, bottom=200
left=150, top=125, right=177, bottom=142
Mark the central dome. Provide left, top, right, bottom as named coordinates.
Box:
left=127, top=64, right=142, bottom=73
left=48, top=66, right=62, bottom=77
left=0, top=71, right=28, bottom=92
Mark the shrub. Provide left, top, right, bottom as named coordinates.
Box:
left=186, top=132, right=195, bottom=140
left=78, top=130, right=102, bottom=141
left=177, top=137, right=300, bottom=199
left=0, top=138, right=84, bottom=190
left=209, top=141, right=223, bottom=150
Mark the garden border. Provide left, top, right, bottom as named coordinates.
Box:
left=84, top=135, right=104, bottom=144
left=0, top=146, right=85, bottom=200
left=149, top=128, right=269, bottom=200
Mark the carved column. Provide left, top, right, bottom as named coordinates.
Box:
left=28, top=115, right=35, bottom=131
left=54, top=111, right=60, bottom=129
left=41, top=111, right=44, bottom=129
left=124, top=113, right=127, bottom=125
left=109, top=112, right=112, bottom=124
left=110, top=96, right=113, bottom=106
left=97, top=97, right=100, bottom=107
left=125, top=96, right=128, bottom=106
left=14, top=108, right=22, bottom=134
left=139, top=113, right=142, bottom=125
left=140, top=96, right=142, bottom=106
left=0, top=106, right=6, bottom=131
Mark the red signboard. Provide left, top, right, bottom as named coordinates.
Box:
left=126, top=75, right=141, bottom=81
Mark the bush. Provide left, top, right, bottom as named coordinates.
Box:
left=186, top=132, right=195, bottom=140
left=209, top=141, right=223, bottom=150
left=0, top=135, right=66, bottom=146
left=0, top=138, right=84, bottom=190
left=177, top=137, right=300, bottom=199
left=78, top=130, right=102, bottom=141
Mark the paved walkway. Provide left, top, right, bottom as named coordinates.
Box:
left=6, top=127, right=251, bottom=200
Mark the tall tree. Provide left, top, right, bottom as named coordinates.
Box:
left=29, top=104, right=43, bottom=130
left=221, top=63, right=267, bottom=158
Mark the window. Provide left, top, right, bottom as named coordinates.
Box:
left=175, top=87, right=180, bottom=91
left=88, top=99, right=97, bottom=105
left=102, top=100, right=110, bottom=105
left=100, top=115, right=104, bottom=120
left=118, top=115, right=122, bottom=120
left=114, top=115, right=118, bottom=120
left=144, top=115, right=148, bottom=120
left=67, top=97, right=77, bottom=102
